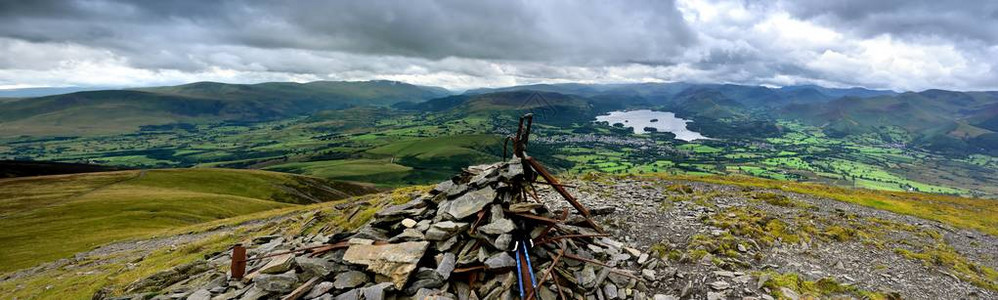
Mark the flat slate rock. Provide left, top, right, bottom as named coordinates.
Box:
left=477, top=219, right=514, bottom=235
left=484, top=252, right=515, bottom=269
left=333, top=270, right=369, bottom=289
left=255, top=272, right=298, bottom=293
left=342, top=241, right=429, bottom=289
left=446, top=186, right=495, bottom=219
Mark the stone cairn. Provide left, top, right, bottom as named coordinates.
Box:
left=126, top=115, right=653, bottom=300
left=219, top=158, right=647, bottom=300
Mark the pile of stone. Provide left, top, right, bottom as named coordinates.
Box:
left=118, top=158, right=659, bottom=300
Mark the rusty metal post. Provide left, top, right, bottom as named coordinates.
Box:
left=230, top=244, right=246, bottom=280
left=525, top=157, right=605, bottom=233
left=514, top=113, right=533, bottom=159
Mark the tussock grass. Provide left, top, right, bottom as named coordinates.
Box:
left=756, top=271, right=894, bottom=300
left=707, top=207, right=813, bottom=246
left=894, top=244, right=998, bottom=291
left=646, top=174, right=998, bottom=237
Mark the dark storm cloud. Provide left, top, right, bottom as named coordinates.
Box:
left=0, top=0, right=996, bottom=90
left=782, top=0, right=998, bottom=43
left=0, top=0, right=696, bottom=69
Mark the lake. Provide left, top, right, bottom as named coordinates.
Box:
left=595, top=110, right=709, bottom=141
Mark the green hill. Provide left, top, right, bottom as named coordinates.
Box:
left=0, top=168, right=377, bottom=272
left=264, top=135, right=502, bottom=186
left=405, top=90, right=589, bottom=112
left=669, top=87, right=747, bottom=119
left=782, top=90, right=998, bottom=153
left=263, top=158, right=414, bottom=183
left=0, top=81, right=450, bottom=136
left=0, top=90, right=228, bottom=136
left=399, top=90, right=595, bottom=125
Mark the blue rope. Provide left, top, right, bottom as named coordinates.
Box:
left=515, top=244, right=525, bottom=299
left=522, top=241, right=537, bottom=289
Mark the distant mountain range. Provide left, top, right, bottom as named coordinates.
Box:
left=0, top=80, right=449, bottom=136
left=783, top=90, right=998, bottom=153
left=0, top=86, right=120, bottom=98
left=412, top=82, right=900, bottom=120
left=466, top=82, right=897, bottom=105
left=420, top=83, right=997, bottom=154
left=2, top=80, right=997, bottom=154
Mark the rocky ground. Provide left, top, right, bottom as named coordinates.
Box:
left=3, top=165, right=996, bottom=300
left=536, top=176, right=998, bottom=299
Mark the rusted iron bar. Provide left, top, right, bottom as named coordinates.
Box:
left=535, top=210, right=569, bottom=242
left=525, top=182, right=542, bottom=202
left=469, top=210, right=487, bottom=234
left=505, top=210, right=562, bottom=224
left=453, top=265, right=488, bottom=273
left=524, top=157, right=605, bottom=233
left=553, top=273, right=567, bottom=300
left=537, top=233, right=611, bottom=245
left=525, top=242, right=567, bottom=300
left=306, top=241, right=350, bottom=257
left=241, top=243, right=330, bottom=262
left=531, top=181, right=578, bottom=189
left=562, top=253, right=641, bottom=279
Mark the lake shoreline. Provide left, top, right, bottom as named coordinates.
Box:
left=595, top=109, right=710, bottom=141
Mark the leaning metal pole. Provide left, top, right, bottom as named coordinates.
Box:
left=509, top=113, right=605, bottom=234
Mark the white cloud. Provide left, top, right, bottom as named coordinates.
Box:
left=0, top=1, right=995, bottom=91
left=807, top=35, right=994, bottom=91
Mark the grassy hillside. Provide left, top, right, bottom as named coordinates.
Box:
left=0, top=81, right=450, bottom=136
left=304, top=106, right=399, bottom=131
left=459, top=91, right=590, bottom=112
left=0, top=168, right=376, bottom=272
left=264, top=158, right=412, bottom=182
left=264, top=135, right=502, bottom=186
left=669, top=88, right=746, bottom=119
left=366, top=134, right=497, bottom=160
left=0, top=90, right=221, bottom=136
left=402, top=91, right=593, bottom=121
left=0, top=179, right=427, bottom=299
left=781, top=90, right=998, bottom=153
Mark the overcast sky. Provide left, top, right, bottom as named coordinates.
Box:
left=0, top=0, right=996, bottom=91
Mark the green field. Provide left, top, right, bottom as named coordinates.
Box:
left=264, top=159, right=412, bottom=180
left=0, top=168, right=370, bottom=271
left=366, top=134, right=498, bottom=159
